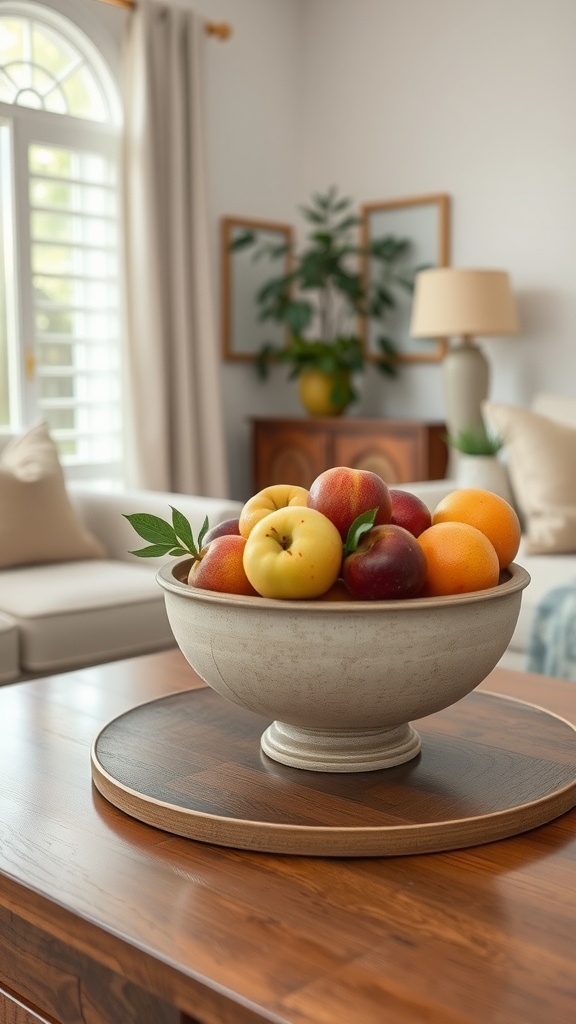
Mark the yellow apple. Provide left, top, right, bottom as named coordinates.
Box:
left=239, top=483, right=309, bottom=539
left=243, top=506, right=343, bottom=599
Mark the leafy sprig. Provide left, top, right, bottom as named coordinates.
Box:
left=343, top=508, right=378, bottom=557
left=123, top=507, right=208, bottom=560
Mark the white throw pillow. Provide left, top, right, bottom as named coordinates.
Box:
left=483, top=401, right=576, bottom=554
left=0, top=422, right=106, bottom=568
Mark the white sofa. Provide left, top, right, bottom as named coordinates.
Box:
left=0, top=427, right=243, bottom=683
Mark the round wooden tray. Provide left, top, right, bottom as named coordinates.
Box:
left=91, top=688, right=576, bottom=857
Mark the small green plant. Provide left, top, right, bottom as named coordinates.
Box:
left=231, top=186, right=424, bottom=407
left=124, top=508, right=207, bottom=560
left=446, top=427, right=504, bottom=456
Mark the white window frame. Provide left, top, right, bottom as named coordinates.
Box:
left=0, top=1, right=125, bottom=484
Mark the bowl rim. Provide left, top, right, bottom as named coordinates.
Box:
left=156, top=558, right=531, bottom=613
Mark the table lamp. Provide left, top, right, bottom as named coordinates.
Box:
left=409, top=268, right=519, bottom=440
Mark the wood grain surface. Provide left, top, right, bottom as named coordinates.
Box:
left=0, top=649, right=575, bottom=1024
left=91, top=688, right=576, bottom=856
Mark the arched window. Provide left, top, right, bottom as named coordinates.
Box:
left=0, top=2, right=124, bottom=483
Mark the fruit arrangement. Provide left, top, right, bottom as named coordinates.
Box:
left=125, top=468, right=521, bottom=602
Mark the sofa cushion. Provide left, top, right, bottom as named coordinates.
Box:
left=0, top=611, right=19, bottom=683
left=483, top=401, right=576, bottom=554
left=0, top=422, right=106, bottom=569
left=0, top=560, right=175, bottom=673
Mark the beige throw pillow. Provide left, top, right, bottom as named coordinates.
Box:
left=0, top=422, right=106, bottom=568
left=483, top=401, right=576, bottom=554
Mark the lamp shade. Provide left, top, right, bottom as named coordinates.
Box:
left=410, top=269, right=519, bottom=338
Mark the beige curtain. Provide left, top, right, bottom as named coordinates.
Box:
left=122, top=0, right=229, bottom=496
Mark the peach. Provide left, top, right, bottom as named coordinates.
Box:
left=188, top=534, right=258, bottom=596
left=307, top=467, right=392, bottom=542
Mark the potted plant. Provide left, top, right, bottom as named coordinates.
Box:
left=447, top=427, right=514, bottom=503
left=230, top=187, right=419, bottom=416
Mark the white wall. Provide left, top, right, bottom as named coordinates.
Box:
left=64, top=1, right=576, bottom=499
left=298, top=0, right=576, bottom=424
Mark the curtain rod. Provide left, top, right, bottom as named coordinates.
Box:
left=96, top=0, right=232, bottom=38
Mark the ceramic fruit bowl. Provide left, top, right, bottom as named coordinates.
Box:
left=156, top=560, right=530, bottom=773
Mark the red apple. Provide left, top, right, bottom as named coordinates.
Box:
left=307, top=467, right=392, bottom=542
left=389, top=489, right=432, bottom=538
left=203, top=517, right=241, bottom=544
left=342, top=523, right=427, bottom=600
left=188, top=534, right=258, bottom=596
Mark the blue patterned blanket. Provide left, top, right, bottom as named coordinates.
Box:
left=527, top=583, right=576, bottom=680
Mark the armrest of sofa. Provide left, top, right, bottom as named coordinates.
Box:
left=395, top=479, right=457, bottom=512
left=67, top=484, right=244, bottom=565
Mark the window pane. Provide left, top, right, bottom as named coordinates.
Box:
left=61, top=65, right=106, bottom=122
left=32, top=24, right=77, bottom=79
left=32, top=243, right=118, bottom=279
left=39, top=376, right=74, bottom=399
left=35, top=308, right=73, bottom=333
left=1, top=7, right=123, bottom=480
left=37, top=341, right=73, bottom=366
left=44, top=408, right=75, bottom=431
left=0, top=18, right=25, bottom=65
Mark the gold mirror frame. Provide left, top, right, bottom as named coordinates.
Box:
left=360, top=193, right=451, bottom=363
left=221, top=216, right=293, bottom=362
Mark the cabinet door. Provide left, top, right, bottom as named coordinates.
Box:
left=252, top=424, right=330, bottom=490
left=333, top=432, right=421, bottom=485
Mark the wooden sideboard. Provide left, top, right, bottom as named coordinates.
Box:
left=250, top=417, right=448, bottom=492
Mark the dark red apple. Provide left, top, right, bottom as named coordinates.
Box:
left=342, top=523, right=427, bottom=600
left=308, top=466, right=392, bottom=541
left=389, top=489, right=432, bottom=538
left=203, top=517, right=241, bottom=545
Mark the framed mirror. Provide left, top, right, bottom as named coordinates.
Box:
left=360, top=193, right=450, bottom=362
left=221, top=216, right=293, bottom=361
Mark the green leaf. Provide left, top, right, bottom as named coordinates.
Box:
left=128, top=543, right=176, bottom=558
left=171, top=506, right=196, bottom=552
left=124, top=509, right=210, bottom=560
left=197, top=515, right=210, bottom=549
left=229, top=230, right=256, bottom=251
left=446, top=428, right=504, bottom=455
left=123, top=513, right=177, bottom=546
left=343, top=508, right=378, bottom=556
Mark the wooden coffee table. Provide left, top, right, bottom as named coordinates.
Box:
left=0, top=649, right=575, bottom=1024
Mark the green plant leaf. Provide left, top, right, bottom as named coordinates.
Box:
left=124, top=509, right=209, bottom=560
left=171, top=505, right=196, bottom=551
left=344, top=508, right=378, bottom=557
left=128, top=543, right=176, bottom=558
left=123, top=512, right=177, bottom=546
left=229, top=230, right=256, bottom=251
left=446, top=428, right=504, bottom=455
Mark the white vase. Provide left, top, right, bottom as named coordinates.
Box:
left=455, top=454, right=515, bottom=505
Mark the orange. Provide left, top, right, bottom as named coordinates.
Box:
left=418, top=521, right=500, bottom=596
left=431, top=488, right=521, bottom=569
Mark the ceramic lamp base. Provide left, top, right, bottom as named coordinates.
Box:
left=260, top=720, right=422, bottom=772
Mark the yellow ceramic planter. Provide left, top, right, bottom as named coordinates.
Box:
left=297, top=369, right=351, bottom=417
